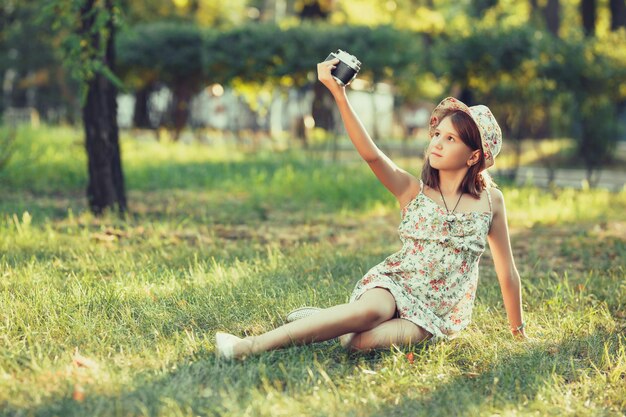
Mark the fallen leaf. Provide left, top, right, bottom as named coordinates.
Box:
left=73, top=384, right=85, bottom=402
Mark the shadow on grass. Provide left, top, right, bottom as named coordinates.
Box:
left=2, top=221, right=622, bottom=415
left=1, top=327, right=618, bottom=417
left=370, top=330, right=618, bottom=416
left=3, top=232, right=621, bottom=415
left=0, top=158, right=394, bottom=230
left=2, top=152, right=388, bottom=206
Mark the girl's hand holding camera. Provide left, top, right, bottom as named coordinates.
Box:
left=317, top=58, right=344, bottom=96
left=318, top=49, right=361, bottom=97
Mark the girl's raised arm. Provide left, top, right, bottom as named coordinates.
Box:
left=317, top=59, right=418, bottom=203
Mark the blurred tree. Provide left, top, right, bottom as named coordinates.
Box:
left=117, top=22, right=206, bottom=140
left=44, top=0, right=127, bottom=214
left=81, top=0, right=126, bottom=214
left=295, top=0, right=334, bottom=19
left=610, top=0, right=626, bottom=129
left=539, top=31, right=626, bottom=183
left=131, top=81, right=156, bottom=129
left=118, top=0, right=251, bottom=129
left=545, top=0, right=561, bottom=36
left=118, top=0, right=194, bottom=128
left=0, top=1, right=78, bottom=122
left=581, top=0, right=596, bottom=36
left=292, top=1, right=336, bottom=140
left=562, top=0, right=626, bottom=180
left=610, top=0, right=626, bottom=30
left=529, top=0, right=541, bottom=24
left=435, top=24, right=541, bottom=177
left=528, top=0, right=560, bottom=36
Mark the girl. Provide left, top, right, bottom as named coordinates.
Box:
left=215, top=58, right=526, bottom=360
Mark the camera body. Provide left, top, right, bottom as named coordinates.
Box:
left=324, top=49, right=361, bottom=87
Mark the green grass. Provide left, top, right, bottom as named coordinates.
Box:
left=0, top=126, right=625, bottom=416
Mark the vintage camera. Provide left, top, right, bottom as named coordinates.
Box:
left=324, top=49, right=361, bottom=87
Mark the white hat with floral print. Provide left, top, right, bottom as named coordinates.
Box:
left=428, top=97, right=502, bottom=170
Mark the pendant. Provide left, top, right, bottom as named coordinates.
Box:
left=446, top=214, right=456, bottom=222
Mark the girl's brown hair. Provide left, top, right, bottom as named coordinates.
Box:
left=421, top=109, right=497, bottom=199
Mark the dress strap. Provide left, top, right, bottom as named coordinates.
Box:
left=485, top=187, right=493, bottom=214
left=419, top=179, right=424, bottom=195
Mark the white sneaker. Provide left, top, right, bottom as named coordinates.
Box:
left=215, top=332, right=240, bottom=360
left=285, top=307, right=322, bottom=323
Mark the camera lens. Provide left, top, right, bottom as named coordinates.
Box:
left=332, top=63, right=357, bottom=86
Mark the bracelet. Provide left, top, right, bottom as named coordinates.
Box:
left=511, top=322, right=525, bottom=333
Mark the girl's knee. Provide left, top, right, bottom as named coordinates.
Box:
left=351, top=302, right=393, bottom=328
left=353, top=289, right=397, bottom=324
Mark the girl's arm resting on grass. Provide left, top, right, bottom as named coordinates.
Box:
left=486, top=188, right=526, bottom=339
left=317, top=60, right=416, bottom=202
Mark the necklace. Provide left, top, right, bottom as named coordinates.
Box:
left=438, top=186, right=463, bottom=223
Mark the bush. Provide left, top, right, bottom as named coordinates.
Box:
left=115, top=22, right=626, bottom=168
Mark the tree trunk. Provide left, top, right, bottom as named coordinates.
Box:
left=171, top=80, right=194, bottom=141
left=422, top=0, right=434, bottom=70
left=459, top=88, right=475, bottom=106
left=82, top=0, right=127, bottom=214
left=133, top=82, right=154, bottom=129
left=544, top=0, right=560, bottom=36
left=311, top=81, right=334, bottom=131
left=529, top=0, right=543, bottom=27
left=610, top=0, right=626, bottom=30
left=580, top=0, right=596, bottom=37
left=297, top=1, right=331, bottom=19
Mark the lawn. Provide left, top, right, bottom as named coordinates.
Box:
left=0, top=126, right=625, bottom=416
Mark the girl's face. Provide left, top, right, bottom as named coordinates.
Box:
left=428, top=116, right=479, bottom=171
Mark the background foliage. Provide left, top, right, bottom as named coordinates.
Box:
left=3, top=0, right=626, bottom=174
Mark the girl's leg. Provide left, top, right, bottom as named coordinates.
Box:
left=221, top=288, right=397, bottom=358
left=341, top=318, right=432, bottom=351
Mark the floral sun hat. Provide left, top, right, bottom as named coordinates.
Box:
left=428, top=97, right=502, bottom=170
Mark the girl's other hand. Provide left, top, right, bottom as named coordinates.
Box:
left=512, top=328, right=531, bottom=341
left=317, top=58, right=344, bottom=96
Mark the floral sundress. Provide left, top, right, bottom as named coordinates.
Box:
left=349, top=179, right=493, bottom=343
